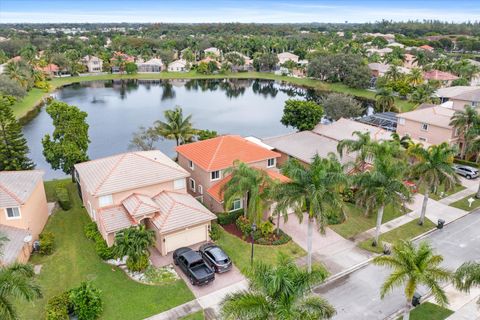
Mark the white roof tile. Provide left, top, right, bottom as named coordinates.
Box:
left=98, top=206, right=136, bottom=233
left=313, top=118, right=393, bottom=142
left=0, top=171, right=43, bottom=207
left=122, top=193, right=160, bottom=217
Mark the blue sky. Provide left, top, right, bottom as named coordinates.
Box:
left=1, top=0, right=479, bottom=23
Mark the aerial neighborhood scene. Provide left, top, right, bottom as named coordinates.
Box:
left=2, top=0, right=480, bottom=319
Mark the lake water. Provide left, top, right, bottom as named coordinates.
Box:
left=23, top=79, right=315, bottom=179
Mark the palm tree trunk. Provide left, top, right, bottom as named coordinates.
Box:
left=276, top=211, right=281, bottom=236
left=373, top=205, right=385, bottom=247
left=419, top=190, right=429, bottom=225
left=307, top=216, right=313, bottom=273
left=403, top=298, right=411, bottom=320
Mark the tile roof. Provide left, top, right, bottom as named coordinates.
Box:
left=207, top=169, right=290, bottom=202
left=0, top=224, right=29, bottom=265
left=313, top=118, right=393, bottom=142
left=122, top=193, right=160, bottom=217
left=0, top=171, right=44, bottom=207
left=176, top=135, right=280, bottom=171
left=74, top=151, right=189, bottom=196
left=423, top=70, right=459, bottom=81
left=97, top=205, right=137, bottom=233
left=451, top=89, right=480, bottom=102
left=397, top=105, right=455, bottom=128
left=152, top=191, right=216, bottom=233
left=435, top=86, right=479, bottom=99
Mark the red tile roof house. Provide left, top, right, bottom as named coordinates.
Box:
left=74, top=151, right=216, bottom=256
left=0, top=171, right=49, bottom=265
left=175, top=135, right=289, bottom=214
left=36, top=64, right=60, bottom=77
left=423, top=70, right=459, bottom=87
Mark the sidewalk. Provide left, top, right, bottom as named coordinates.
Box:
left=352, top=212, right=418, bottom=243
left=428, top=284, right=480, bottom=320
left=439, top=188, right=474, bottom=205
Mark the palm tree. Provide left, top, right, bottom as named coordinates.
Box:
left=375, top=87, right=395, bottom=113
left=114, top=225, right=155, bottom=270
left=385, top=65, right=401, bottom=82
left=221, top=254, right=335, bottom=320
left=390, top=132, right=414, bottom=150
left=5, top=62, right=29, bottom=88
left=274, top=154, right=348, bottom=273
left=374, top=240, right=451, bottom=320
left=154, top=106, right=196, bottom=146
left=0, top=263, right=42, bottom=320
left=410, top=84, right=438, bottom=105
left=449, top=105, right=480, bottom=159
left=354, top=143, right=411, bottom=246
left=337, top=131, right=375, bottom=168
left=407, top=68, right=424, bottom=87
left=409, top=143, right=459, bottom=225
left=454, top=261, right=480, bottom=304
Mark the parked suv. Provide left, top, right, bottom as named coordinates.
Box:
left=173, top=247, right=215, bottom=286
left=453, top=164, right=479, bottom=179
left=199, top=243, right=232, bottom=273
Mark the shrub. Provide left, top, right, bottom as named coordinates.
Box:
left=45, top=291, right=71, bottom=320
left=126, top=254, right=149, bottom=272
left=84, top=222, right=99, bottom=240
left=326, top=211, right=342, bottom=225
left=236, top=216, right=252, bottom=237
left=39, top=231, right=55, bottom=255
left=256, top=229, right=292, bottom=246
left=454, top=158, right=479, bottom=168
left=258, top=220, right=274, bottom=238
left=217, top=209, right=243, bottom=225
left=69, top=281, right=103, bottom=320
left=55, top=186, right=71, bottom=210
left=94, top=237, right=115, bottom=260
left=209, top=222, right=222, bottom=241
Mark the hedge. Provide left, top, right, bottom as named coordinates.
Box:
left=55, top=186, right=72, bottom=210
left=39, top=231, right=55, bottom=255
left=454, top=158, right=479, bottom=168
left=83, top=222, right=115, bottom=260
left=217, top=209, right=243, bottom=225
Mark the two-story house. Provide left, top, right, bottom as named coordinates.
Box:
left=81, top=55, right=103, bottom=73
left=176, top=135, right=288, bottom=213
left=436, top=86, right=480, bottom=110
left=0, top=171, right=49, bottom=265
left=74, top=151, right=216, bottom=256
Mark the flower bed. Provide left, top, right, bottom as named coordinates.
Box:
left=222, top=220, right=292, bottom=246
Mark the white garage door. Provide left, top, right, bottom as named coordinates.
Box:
left=164, top=225, right=208, bottom=253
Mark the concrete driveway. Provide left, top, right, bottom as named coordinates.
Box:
left=281, top=213, right=373, bottom=275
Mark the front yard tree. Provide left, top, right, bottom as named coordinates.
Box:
left=125, top=62, right=138, bottom=74
left=114, top=225, right=155, bottom=272
left=221, top=254, right=335, bottom=319
left=0, top=95, right=34, bottom=171
left=449, top=105, right=479, bottom=159
left=154, top=106, right=196, bottom=146
left=409, top=143, right=459, bottom=225
left=128, top=126, right=160, bottom=151
left=274, top=154, right=347, bottom=273
left=280, top=99, right=323, bottom=131
left=374, top=240, right=451, bottom=320
left=42, top=101, right=90, bottom=176
left=253, top=52, right=278, bottom=72
left=0, top=263, right=42, bottom=320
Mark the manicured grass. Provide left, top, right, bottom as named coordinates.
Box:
left=18, top=181, right=194, bottom=320
left=215, top=226, right=306, bottom=273
left=329, top=203, right=406, bottom=240
left=406, top=302, right=453, bottom=320
left=181, top=311, right=205, bottom=320
left=12, top=71, right=416, bottom=121
left=418, top=184, right=466, bottom=201
left=358, top=219, right=436, bottom=254
left=450, top=193, right=480, bottom=211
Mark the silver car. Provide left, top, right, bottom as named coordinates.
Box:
left=453, top=164, right=479, bottom=179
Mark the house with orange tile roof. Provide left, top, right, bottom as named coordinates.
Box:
left=423, top=70, right=459, bottom=87
left=36, top=64, right=60, bottom=77
left=0, top=171, right=49, bottom=265
left=175, top=135, right=288, bottom=213
left=74, top=150, right=216, bottom=256
left=419, top=44, right=434, bottom=52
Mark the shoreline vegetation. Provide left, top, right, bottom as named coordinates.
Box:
left=12, top=71, right=415, bottom=122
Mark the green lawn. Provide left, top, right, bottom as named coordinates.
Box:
left=450, top=193, right=480, bottom=211
left=329, top=203, right=406, bottom=240
left=215, top=226, right=306, bottom=273
left=18, top=181, right=194, bottom=320
left=12, top=71, right=416, bottom=121
left=418, top=184, right=466, bottom=201
left=358, top=219, right=436, bottom=254
left=181, top=311, right=205, bottom=320
left=405, top=302, right=453, bottom=320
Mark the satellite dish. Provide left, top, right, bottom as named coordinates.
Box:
left=23, top=235, right=32, bottom=243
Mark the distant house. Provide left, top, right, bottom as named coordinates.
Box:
left=176, top=135, right=287, bottom=213
left=81, top=55, right=103, bottom=73
left=74, top=151, right=216, bottom=255
left=36, top=64, right=60, bottom=77
left=137, top=58, right=164, bottom=73
left=436, top=86, right=480, bottom=110
left=111, top=52, right=135, bottom=73
left=419, top=45, right=434, bottom=52
left=277, top=52, right=299, bottom=65
left=204, top=47, right=221, bottom=57
left=225, top=51, right=253, bottom=71
left=423, top=70, right=459, bottom=87
left=0, top=171, right=49, bottom=265
left=368, top=63, right=410, bottom=77
left=168, top=59, right=188, bottom=72
left=366, top=47, right=393, bottom=57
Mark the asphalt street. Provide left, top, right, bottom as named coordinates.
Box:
left=314, top=210, right=480, bottom=320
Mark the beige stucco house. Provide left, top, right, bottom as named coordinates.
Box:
left=176, top=135, right=287, bottom=213
left=436, top=86, right=480, bottom=110
left=168, top=59, right=188, bottom=72
left=74, top=151, right=216, bottom=256
left=137, top=58, right=164, bottom=73
left=204, top=47, right=221, bottom=57
left=277, top=52, right=299, bottom=65
left=81, top=55, right=103, bottom=73
left=0, top=171, right=49, bottom=265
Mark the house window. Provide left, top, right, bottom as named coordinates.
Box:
left=189, top=160, right=194, bottom=170
left=398, top=118, right=405, bottom=125
left=189, top=178, right=196, bottom=192
left=421, top=123, right=429, bottom=131
left=198, top=185, right=203, bottom=195
left=174, top=178, right=186, bottom=190
left=211, top=170, right=220, bottom=181
left=230, top=199, right=243, bottom=212
left=419, top=137, right=427, bottom=142
left=267, top=158, right=276, bottom=168
left=98, top=195, right=113, bottom=208
left=5, top=207, right=20, bottom=220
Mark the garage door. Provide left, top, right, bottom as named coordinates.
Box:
left=164, top=225, right=208, bottom=253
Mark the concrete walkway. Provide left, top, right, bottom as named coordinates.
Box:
left=144, top=300, right=202, bottom=320
left=439, top=188, right=475, bottom=205
left=429, top=284, right=480, bottom=320
left=352, top=212, right=417, bottom=243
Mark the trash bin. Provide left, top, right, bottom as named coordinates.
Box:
left=412, top=292, right=422, bottom=306
left=437, top=219, right=445, bottom=229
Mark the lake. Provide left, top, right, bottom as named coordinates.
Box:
left=23, top=79, right=316, bottom=179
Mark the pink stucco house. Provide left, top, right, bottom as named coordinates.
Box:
left=0, top=171, right=49, bottom=265
left=74, top=151, right=216, bottom=256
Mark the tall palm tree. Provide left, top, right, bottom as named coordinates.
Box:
left=454, top=261, right=480, bottom=304
left=409, top=143, right=459, bottom=225
left=374, top=240, right=451, bottom=320
left=410, top=84, right=438, bottom=105
left=337, top=131, right=375, bottom=169
left=449, top=105, right=480, bottom=159
left=407, top=68, right=424, bottom=87
left=221, top=254, right=335, bottom=320
left=5, top=62, right=29, bottom=88
left=154, top=106, right=196, bottom=146
left=385, top=65, right=401, bottom=82
left=274, top=154, right=348, bottom=273
left=390, top=132, right=414, bottom=150
left=114, top=225, right=155, bottom=270
left=354, top=143, right=411, bottom=246
left=375, top=87, right=396, bottom=113
left=0, top=263, right=42, bottom=320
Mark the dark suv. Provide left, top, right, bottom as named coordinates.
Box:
left=199, top=243, right=232, bottom=273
